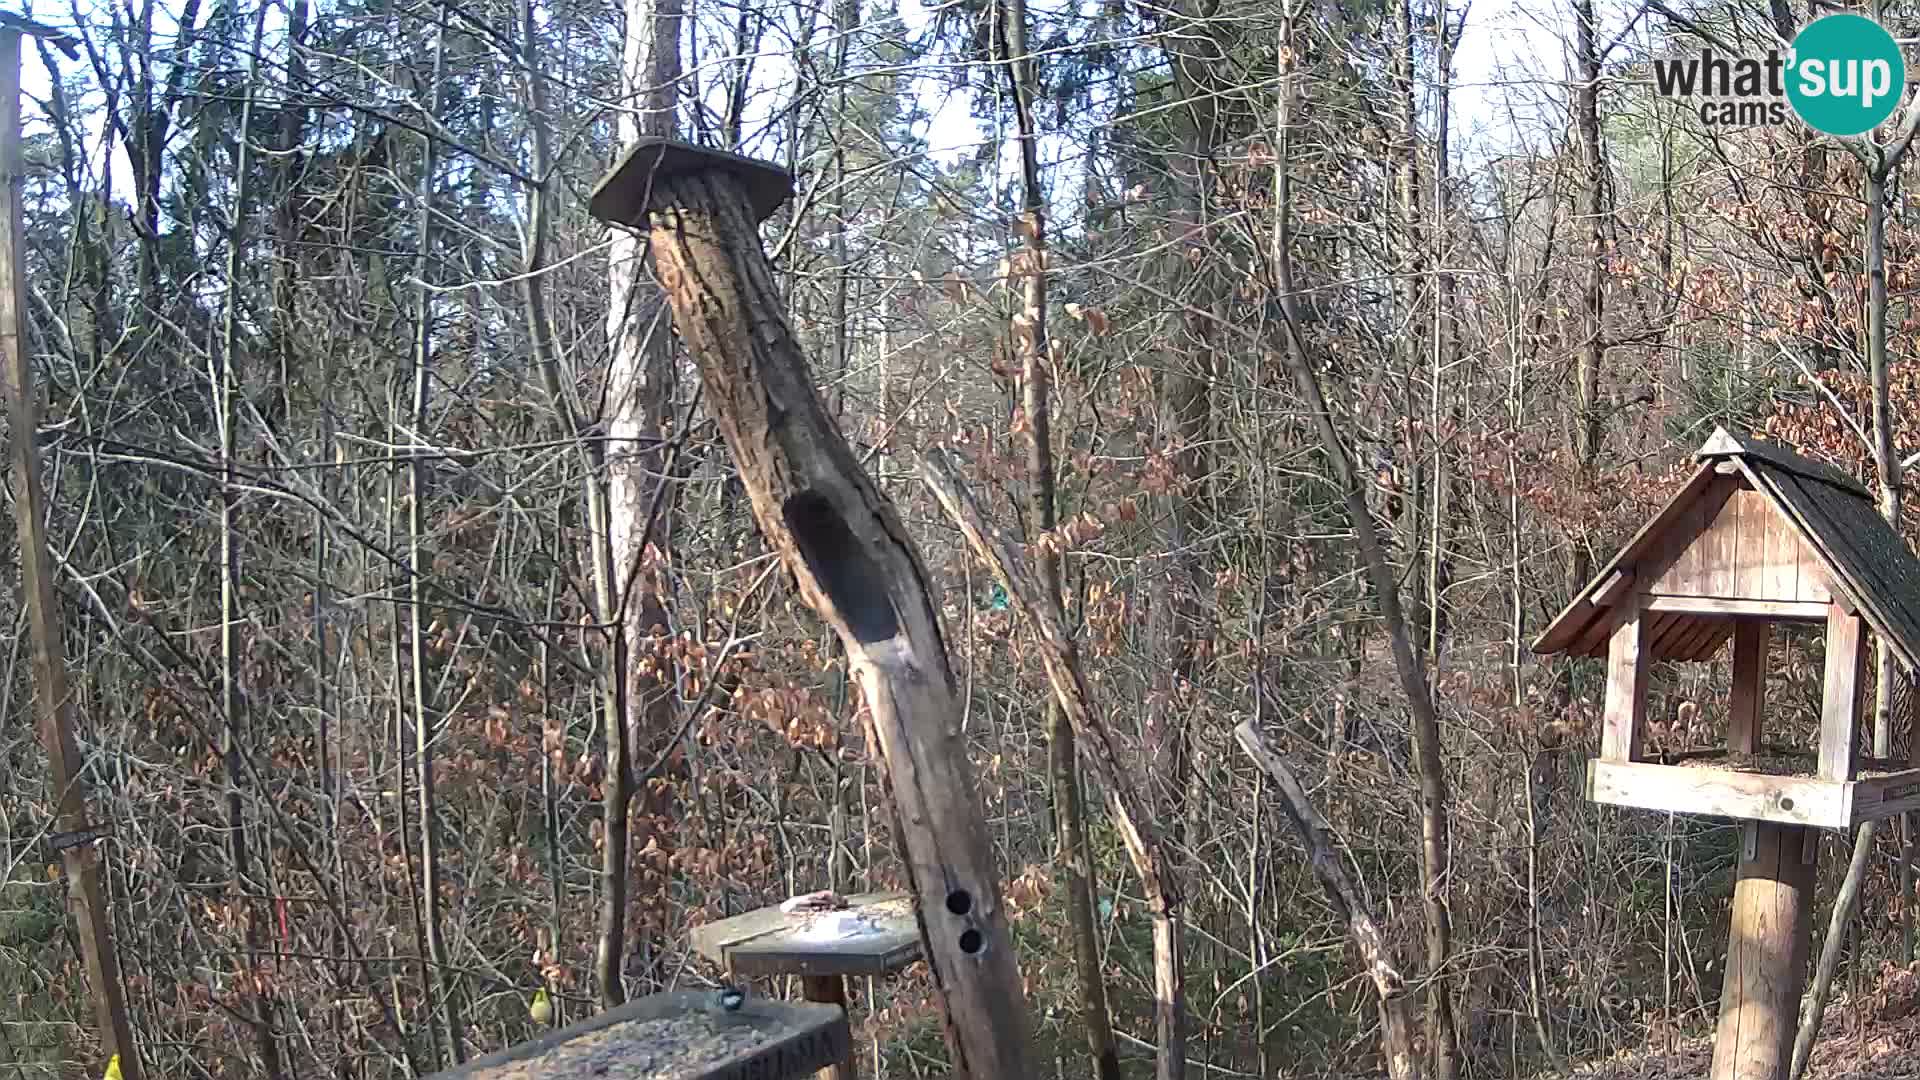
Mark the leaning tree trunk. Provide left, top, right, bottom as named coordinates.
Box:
left=592, top=144, right=1037, bottom=1078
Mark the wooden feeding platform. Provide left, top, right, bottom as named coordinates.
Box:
left=429, top=991, right=850, bottom=1080
left=1592, top=748, right=1920, bottom=830
left=1535, top=426, right=1920, bottom=1080
left=691, top=892, right=921, bottom=981
left=690, top=892, right=921, bottom=1080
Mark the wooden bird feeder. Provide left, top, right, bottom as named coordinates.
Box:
left=429, top=991, right=850, bottom=1080
left=691, top=892, right=921, bottom=1080
left=1535, top=425, right=1920, bottom=1080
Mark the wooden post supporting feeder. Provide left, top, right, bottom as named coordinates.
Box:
left=587, top=138, right=1036, bottom=1078
left=1535, top=426, right=1920, bottom=1080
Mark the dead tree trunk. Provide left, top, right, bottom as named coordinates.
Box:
left=588, top=140, right=1036, bottom=1079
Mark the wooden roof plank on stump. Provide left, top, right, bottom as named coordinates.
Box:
left=1535, top=426, right=1920, bottom=676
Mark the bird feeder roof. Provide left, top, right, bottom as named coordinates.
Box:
left=1533, top=426, right=1920, bottom=673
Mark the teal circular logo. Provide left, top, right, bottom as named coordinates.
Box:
left=1788, top=14, right=1906, bottom=137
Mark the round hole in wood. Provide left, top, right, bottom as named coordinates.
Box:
left=959, top=928, right=984, bottom=954
left=1780, top=797, right=1795, bottom=811
left=946, top=889, right=973, bottom=916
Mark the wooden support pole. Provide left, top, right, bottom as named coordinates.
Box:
left=1601, top=594, right=1649, bottom=762
left=1820, top=605, right=1865, bottom=781
left=800, top=976, right=856, bottom=1080
left=1710, top=821, right=1815, bottom=1080
left=587, top=139, right=1035, bottom=1079
left=1730, top=621, right=1769, bottom=756
left=0, top=27, right=141, bottom=1080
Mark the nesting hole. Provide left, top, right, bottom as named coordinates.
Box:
left=958, top=928, right=984, bottom=955
left=945, top=890, right=973, bottom=916
left=782, top=489, right=900, bottom=643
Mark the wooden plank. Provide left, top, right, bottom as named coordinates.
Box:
left=1759, top=495, right=1800, bottom=601
left=1602, top=595, right=1651, bottom=762
left=1593, top=569, right=1633, bottom=606
left=690, top=894, right=921, bottom=979
left=1647, top=611, right=1694, bottom=657
left=1687, top=624, right=1736, bottom=663
left=1586, top=760, right=1850, bottom=829
left=1848, top=769, right=1920, bottom=825
left=1720, top=484, right=1751, bottom=591
left=1570, top=607, right=1622, bottom=658
left=1733, top=490, right=1777, bottom=598
left=801, top=977, right=858, bottom=1080
left=1671, top=616, right=1725, bottom=661
left=1710, top=822, right=1816, bottom=1080
left=1655, top=493, right=1710, bottom=595
left=1820, top=605, right=1866, bottom=781
left=1643, top=597, right=1831, bottom=620
left=1730, top=621, right=1769, bottom=755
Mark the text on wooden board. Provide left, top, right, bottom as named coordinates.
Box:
left=715, top=1026, right=851, bottom=1080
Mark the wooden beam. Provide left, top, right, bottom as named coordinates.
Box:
left=1730, top=622, right=1769, bottom=755
left=1586, top=760, right=1850, bottom=829
left=1820, top=605, right=1866, bottom=782
left=1602, top=596, right=1650, bottom=762
left=1593, top=569, right=1633, bottom=606
left=0, top=27, right=142, bottom=1080
left=1710, top=822, right=1815, bottom=1080
left=1642, top=596, right=1831, bottom=620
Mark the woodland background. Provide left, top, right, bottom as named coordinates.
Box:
left=6, top=0, right=1920, bottom=1075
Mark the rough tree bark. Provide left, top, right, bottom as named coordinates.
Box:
left=591, top=143, right=1038, bottom=1078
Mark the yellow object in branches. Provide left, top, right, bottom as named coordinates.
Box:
left=104, top=1055, right=125, bottom=1080
left=529, top=987, right=553, bottom=1026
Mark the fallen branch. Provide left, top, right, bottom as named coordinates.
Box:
left=1233, top=721, right=1422, bottom=1080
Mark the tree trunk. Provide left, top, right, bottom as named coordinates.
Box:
left=598, top=0, right=686, bottom=1004
left=607, top=155, right=1039, bottom=1077
left=1570, top=0, right=1607, bottom=597
left=1271, top=16, right=1458, bottom=1076
left=217, top=11, right=288, bottom=1078
left=993, top=0, right=1121, bottom=1073
left=407, top=16, right=464, bottom=1063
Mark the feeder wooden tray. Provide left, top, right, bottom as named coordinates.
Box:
left=1587, top=750, right=1920, bottom=830
left=691, top=892, right=921, bottom=979
left=431, top=991, right=850, bottom=1080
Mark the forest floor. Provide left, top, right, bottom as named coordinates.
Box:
left=1570, top=965, right=1920, bottom=1079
